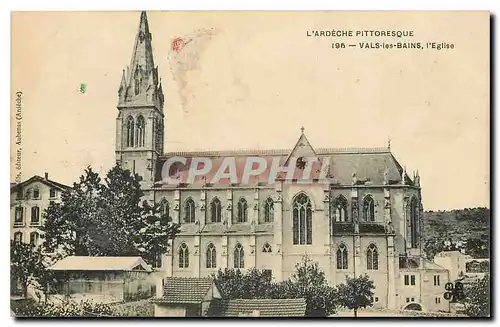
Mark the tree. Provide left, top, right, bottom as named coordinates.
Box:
left=463, top=275, right=490, bottom=317
left=423, top=238, right=444, bottom=261
left=336, top=274, right=375, bottom=317
left=464, top=238, right=489, bottom=259
left=283, top=255, right=338, bottom=316
left=289, top=255, right=327, bottom=287
left=41, top=165, right=180, bottom=265
left=212, top=256, right=338, bottom=317
left=10, top=240, right=46, bottom=299
left=212, top=268, right=272, bottom=299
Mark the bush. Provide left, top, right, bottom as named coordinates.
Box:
left=12, top=298, right=113, bottom=317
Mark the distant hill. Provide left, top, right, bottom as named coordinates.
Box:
left=422, top=207, right=490, bottom=259
left=423, top=207, right=490, bottom=242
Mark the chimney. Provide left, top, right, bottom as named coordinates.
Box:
left=44, top=172, right=49, bottom=180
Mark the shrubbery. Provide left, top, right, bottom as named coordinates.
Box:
left=12, top=299, right=113, bottom=317
left=213, top=256, right=375, bottom=317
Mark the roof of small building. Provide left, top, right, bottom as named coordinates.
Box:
left=398, top=257, right=448, bottom=271
left=207, top=298, right=307, bottom=317
left=10, top=174, right=71, bottom=192
left=422, top=260, right=447, bottom=271
left=152, top=277, right=215, bottom=304
left=47, top=256, right=152, bottom=272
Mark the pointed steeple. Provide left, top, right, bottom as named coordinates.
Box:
left=118, top=11, right=162, bottom=110
left=129, top=11, right=155, bottom=79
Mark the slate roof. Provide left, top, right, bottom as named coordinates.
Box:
left=155, top=143, right=412, bottom=187
left=207, top=298, right=307, bottom=317
left=47, top=256, right=152, bottom=272
left=152, top=277, right=214, bottom=304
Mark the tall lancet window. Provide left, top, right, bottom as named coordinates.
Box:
left=160, top=199, right=169, bottom=220
left=292, top=193, right=313, bottom=245
left=234, top=243, right=244, bottom=269
left=210, top=197, right=222, bottom=223
left=332, top=195, right=349, bottom=222
left=179, top=243, right=189, bottom=268
left=410, top=197, right=419, bottom=248
left=184, top=198, right=196, bottom=224
left=206, top=243, right=217, bottom=269
left=134, top=66, right=142, bottom=95
left=236, top=198, right=248, bottom=223
left=336, top=243, right=348, bottom=270
left=363, top=195, right=375, bottom=222
left=136, top=115, right=145, bottom=147
left=264, top=197, right=274, bottom=223
left=126, top=116, right=135, bottom=147
left=152, top=119, right=155, bottom=148
left=367, top=243, right=379, bottom=270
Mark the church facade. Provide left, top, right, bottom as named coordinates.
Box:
left=114, top=12, right=449, bottom=312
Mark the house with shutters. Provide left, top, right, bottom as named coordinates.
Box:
left=10, top=173, right=71, bottom=247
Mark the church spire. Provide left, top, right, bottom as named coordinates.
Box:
left=118, top=11, right=162, bottom=109
left=129, top=11, right=155, bottom=78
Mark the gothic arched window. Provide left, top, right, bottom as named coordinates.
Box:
left=337, top=243, right=348, bottom=270
left=410, top=197, right=419, bottom=248
left=136, top=115, right=145, bottom=147
left=234, top=243, right=245, bottom=268
left=184, top=198, right=196, bottom=224
left=206, top=243, right=217, bottom=268
left=264, top=197, right=274, bottom=223
left=236, top=198, right=248, bottom=223
left=363, top=195, right=375, bottom=222
left=210, top=197, right=222, bottom=223
left=367, top=243, right=379, bottom=270
left=332, top=195, right=349, bottom=222
left=292, top=193, right=313, bottom=245
left=126, top=116, right=135, bottom=147
left=160, top=199, right=169, bottom=219
left=158, top=120, right=164, bottom=152
left=134, top=66, right=141, bottom=95
left=262, top=242, right=272, bottom=253
left=179, top=243, right=189, bottom=268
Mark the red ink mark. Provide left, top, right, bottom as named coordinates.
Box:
left=172, top=37, right=184, bottom=52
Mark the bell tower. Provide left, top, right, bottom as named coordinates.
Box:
left=116, top=11, right=165, bottom=184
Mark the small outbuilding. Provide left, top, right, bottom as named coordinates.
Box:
left=152, top=277, right=307, bottom=317
left=46, top=256, right=154, bottom=304
left=151, top=277, right=221, bottom=317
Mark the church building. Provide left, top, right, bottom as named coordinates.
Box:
left=114, top=12, right=449, bottom=312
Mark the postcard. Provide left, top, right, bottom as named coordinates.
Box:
left=10, top=11, right=490, bottom=318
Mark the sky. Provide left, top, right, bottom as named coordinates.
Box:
left=11, top=11, right=489, bottom=210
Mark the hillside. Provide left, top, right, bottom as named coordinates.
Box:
left=422, top=207, right=490, bottom=259
left=423, top=207, right=490, bottom=241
